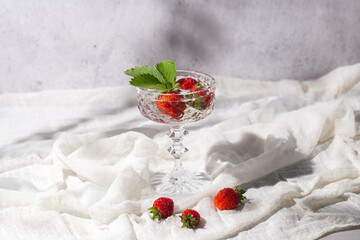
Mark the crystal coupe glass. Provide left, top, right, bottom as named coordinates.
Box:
left=137, top=70, right=216, bottom=196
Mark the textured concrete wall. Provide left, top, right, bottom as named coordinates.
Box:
left=1, top=0, right=360, bottom=93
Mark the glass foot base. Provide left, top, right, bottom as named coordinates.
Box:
left=150, top=167, right=211, bottom=196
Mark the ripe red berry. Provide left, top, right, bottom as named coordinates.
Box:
left=180, top=209, right=201, bottom=228
left=176, top=77, right=198, bottom=90
left=149, top=197, right=174, bottom=220
left=189, top=88, right=214, bottom=111
left=214, top=187, right=246, bottom=210
left=155, top=91, right=187, bottom=120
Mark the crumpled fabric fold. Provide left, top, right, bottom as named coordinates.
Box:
left=0, top=64, right=360, bottom=239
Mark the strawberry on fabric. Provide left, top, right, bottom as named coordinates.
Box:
left=156, top=91, right=187, bottom=120
left=149, top=197, right=174, bottom=220
left=176, top=77, right=198, bottom=90
left=188, top=88, right=214, bottom=111
left=214, top=186, right=246, bottom=210
left=180, top=209, right=201, bottom=228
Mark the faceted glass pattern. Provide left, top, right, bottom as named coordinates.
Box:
left=136, top=70, right=215, bottom=196
left=137, top=70, right=216, bottom=124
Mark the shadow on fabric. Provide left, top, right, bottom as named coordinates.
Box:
left=205, top=132, right=316, bottom=189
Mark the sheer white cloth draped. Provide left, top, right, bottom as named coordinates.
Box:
left=0, top=64, right=360, bottom=239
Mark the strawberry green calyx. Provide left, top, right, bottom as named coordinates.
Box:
left=235, top=186, right=247, bottom=204
left=197, top=82, right=204, bottom=89
left=148, top=206, right=162, bottom=221
left=125, top=60, right=177, bottom=91
left=180, top=213, right=198, bottom=228
left=187, top=95, right=206, bottom=111
left=187, top=88, right=214, bottom=111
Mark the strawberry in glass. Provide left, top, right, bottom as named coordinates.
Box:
left=176, top=77, right=198, bottom=90
left=125, top=60, right=216, bottom=196
left=155, top=91, right=186, bottom=120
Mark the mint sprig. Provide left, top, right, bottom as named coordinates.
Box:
left=125, top=60, right=177, bottom=91
left=129, top=74, right=168, bottom=91
left=125, top=65, right=165, bottom=83
left=155, top=60, right=176, bottom=87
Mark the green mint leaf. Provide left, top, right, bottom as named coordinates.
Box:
left=129, top=74, right=168, bottom=90
left=125, top=65, right=165, bottom=83
left=155, top=60, right=176, bottom=87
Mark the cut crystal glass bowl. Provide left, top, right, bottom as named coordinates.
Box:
left=136, top=70, right=216, bottom=196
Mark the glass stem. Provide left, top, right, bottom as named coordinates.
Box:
left=168, top=125, right=188, bottom=172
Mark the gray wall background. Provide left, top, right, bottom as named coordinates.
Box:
left=1, top=0, right=360, bottom=93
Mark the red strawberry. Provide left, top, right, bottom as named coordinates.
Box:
left=214, top=187, right=246, bottom=210
left=180, top=209, right=200, bottom=228
left=149, top=197, right=174, bottom=220
left=189, top=88, right=214, bottom=111
left=156, top=91, right=187, bottom=120
left=176, top=77, right=198, bottom=90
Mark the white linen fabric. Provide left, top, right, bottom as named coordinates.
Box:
left=1, top=64, right=360, bottom=240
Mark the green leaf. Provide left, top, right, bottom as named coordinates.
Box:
left=130, top=74, right=168, bottom=90
left=125, top=65, right=165, bottom=83
left=197, top=82, right=204, bottom=89
left=148, top=206, right=162, bottom=221
left=188, top=97, right=205, bottom=111
left=155, top=60, right=177, bottom=87
left=180, top=213, right=198, bottom=229
left=235, top=186, right=247, bottom=204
